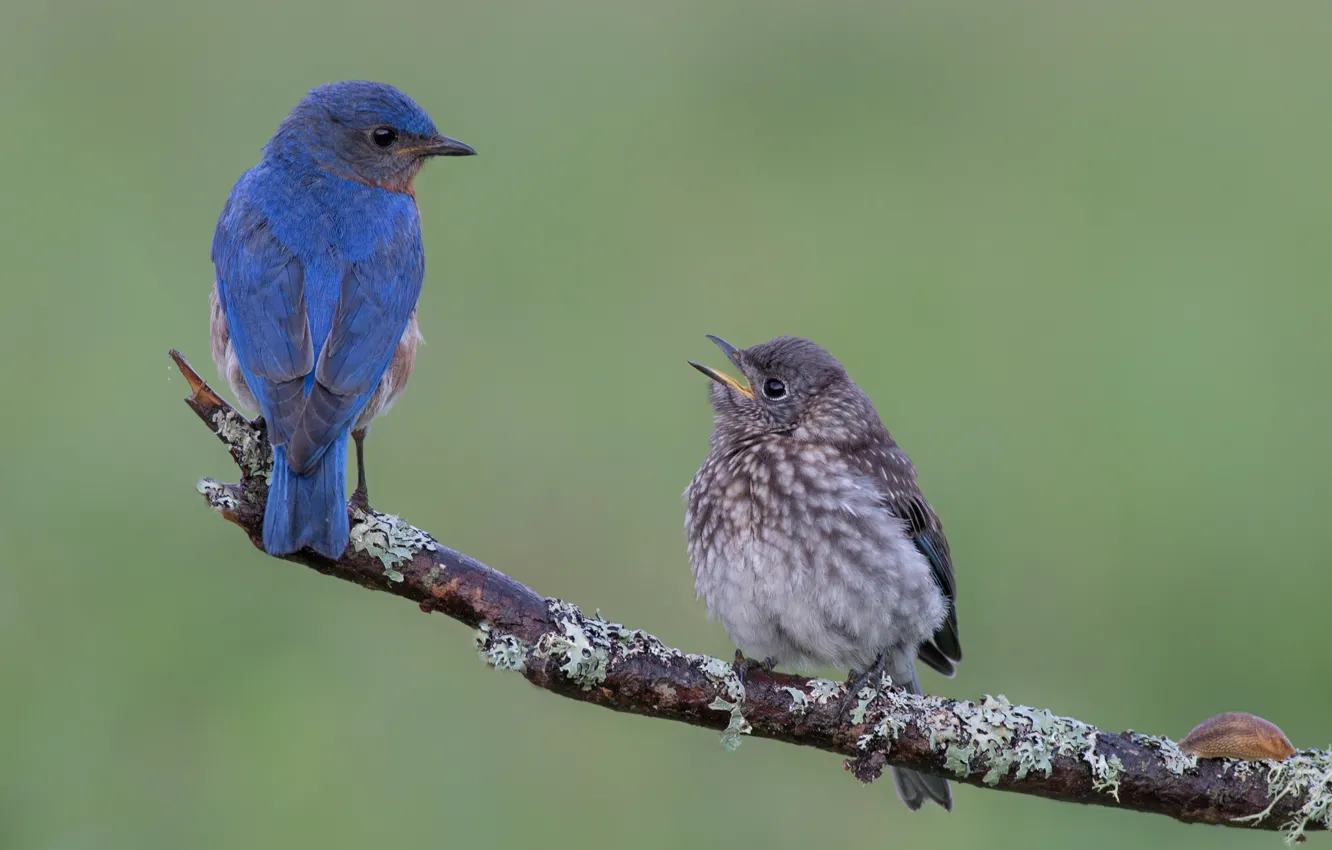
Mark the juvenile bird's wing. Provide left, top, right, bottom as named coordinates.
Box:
left=284, top=222, right=425, bottom=474
left=212, top=190, right=313, bottom=449
left=866, top=443, right=962, bottom=676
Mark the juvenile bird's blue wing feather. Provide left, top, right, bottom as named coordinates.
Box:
left=864, top=445, right=962, bottom=676
left=212, top=188, right=314, bottom=447
left=909, top=523, right=961, bottom=673
left=285, top=226, right=425, bottom=474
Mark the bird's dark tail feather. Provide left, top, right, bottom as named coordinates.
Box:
left=263, top=438, right=349, bottom=560
left=892, top=670, right=954, bottom=811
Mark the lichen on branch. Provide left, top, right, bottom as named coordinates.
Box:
left=170, top=348, right=1331, bottom=841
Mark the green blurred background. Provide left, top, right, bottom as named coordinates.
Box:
left=3, top=1, right=1330, bottom=847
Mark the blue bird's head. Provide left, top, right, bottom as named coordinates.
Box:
left=271, top=80, right=474, bottom=194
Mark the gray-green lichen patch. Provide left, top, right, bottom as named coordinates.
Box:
left=1088, top=754, right=1125, bottom=801
left=475, top=621, right=530, bottom=672
left=683, top=652, right=748, bottom=750
left=782, top=686, right=809, bottom=715
left=850, top=684, right=879, bottom=725
left=710, top=694, right=752, bottom=752
left=526, top=599, right=751, bottom=750
left=197, top=477, right=238, bottom=513
left=211, top=409, right=273, bottom=481
left=857, top=693, right=909, bottom=755
left=969, top=697, right=1116, bottom=792
left=533, top=606, right=610, bottom=689
left=843, top=677, right=911, bottom=760
left=686, top=652, right=748, bottom=750
left=689, top=653, right=737, bottom=690
left=945, top=743, right=978, bottom=777
left=807, top=679, right=843, bottom=704
left=1232, top=749, right=1332, bottom=843
left=349, top=511, right=437, bottom=580
left=856, top=692, right=1125, bottom=797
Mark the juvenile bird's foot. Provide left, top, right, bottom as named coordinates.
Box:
left=839, top=652, right=888, bottom=719
left=731, top=649, right=776, bottom=687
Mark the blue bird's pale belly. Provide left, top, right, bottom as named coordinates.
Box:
left=684, top=443, right=946, bottom=680
left=209, top=282, right=421, bottom=432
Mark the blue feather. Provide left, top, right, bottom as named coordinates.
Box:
left=209, top=81, right=456, bottom=558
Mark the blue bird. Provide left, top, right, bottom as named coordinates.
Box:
left=209, top=81, right=474, bottom=559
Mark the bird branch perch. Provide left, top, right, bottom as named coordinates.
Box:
left=171, top=348, right=1331, bottom=842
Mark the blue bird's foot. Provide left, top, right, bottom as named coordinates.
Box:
left=349, top=428, right=372, bottom=515
left=731, top=649, right=776, bottom=687
left=348, top=487, right=372, bottom=515
left=839, top=652, right=888, bottom=719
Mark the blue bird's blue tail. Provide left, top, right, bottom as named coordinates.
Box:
left=263, top=438, right=349, bottom=559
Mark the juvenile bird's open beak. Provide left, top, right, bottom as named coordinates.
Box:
left=688, top=335, right=753, bottom=397
left=401, top=134, right=477, bottom=157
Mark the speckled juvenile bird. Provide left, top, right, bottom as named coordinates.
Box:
left=683, top=335, right=961, bottom=811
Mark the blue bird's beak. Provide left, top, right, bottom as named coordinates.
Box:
left=689, top=335, right=753, bottom=397
left=402, top=134, right=476, bottom=157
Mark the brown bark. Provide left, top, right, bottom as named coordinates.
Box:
left=171, top=349, right=1330, bottom=841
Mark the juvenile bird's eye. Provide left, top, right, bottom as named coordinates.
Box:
left=763, top=379, right=787, bottom=399
left=371, top=127, right=398, bottom=148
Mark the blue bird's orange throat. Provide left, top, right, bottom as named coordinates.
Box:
left=345, top=158, right=425, bottom=199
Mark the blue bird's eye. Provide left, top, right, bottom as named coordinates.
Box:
left=763, top=379, right=787, bottom=399
left=371, top=127, right=398, bottom=148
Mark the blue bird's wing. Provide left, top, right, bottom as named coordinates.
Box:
left=212, top=196, right=314, bottom=449
left=870, top=447, right=962, bottom=676
left=284, top=226, right=425, bottom=475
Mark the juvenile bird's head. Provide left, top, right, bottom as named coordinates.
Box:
left=270, top=80, right=474, bottom=194
left=689, top=335, right=882, bottom=448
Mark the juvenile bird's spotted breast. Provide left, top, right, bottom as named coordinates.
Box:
left=685, top=439, right=946, bottom=674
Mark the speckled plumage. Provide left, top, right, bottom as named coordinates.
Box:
left=684, top=335, right=960, bottom=811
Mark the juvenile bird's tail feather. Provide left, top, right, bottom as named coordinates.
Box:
left=892, top=669, right=954, bottom=811
left=263, top=438, right=349, bottom=559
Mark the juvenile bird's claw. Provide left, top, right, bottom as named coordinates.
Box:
left=731, top=650, right=776, bottom=686
left=839, top=652, right=888, bottom=719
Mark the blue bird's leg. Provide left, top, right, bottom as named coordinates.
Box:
left=839, top=651, right=888, bottom=717
left=349, top=428, right=371, bottom=513
left=731, top=649, right=777, bottom=687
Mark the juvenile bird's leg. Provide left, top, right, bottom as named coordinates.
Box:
left=349, top=428, right=371, bottom=513
left=839, top=652, right=888, bottom=718
left=731, top=649, right=777, bottom=687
